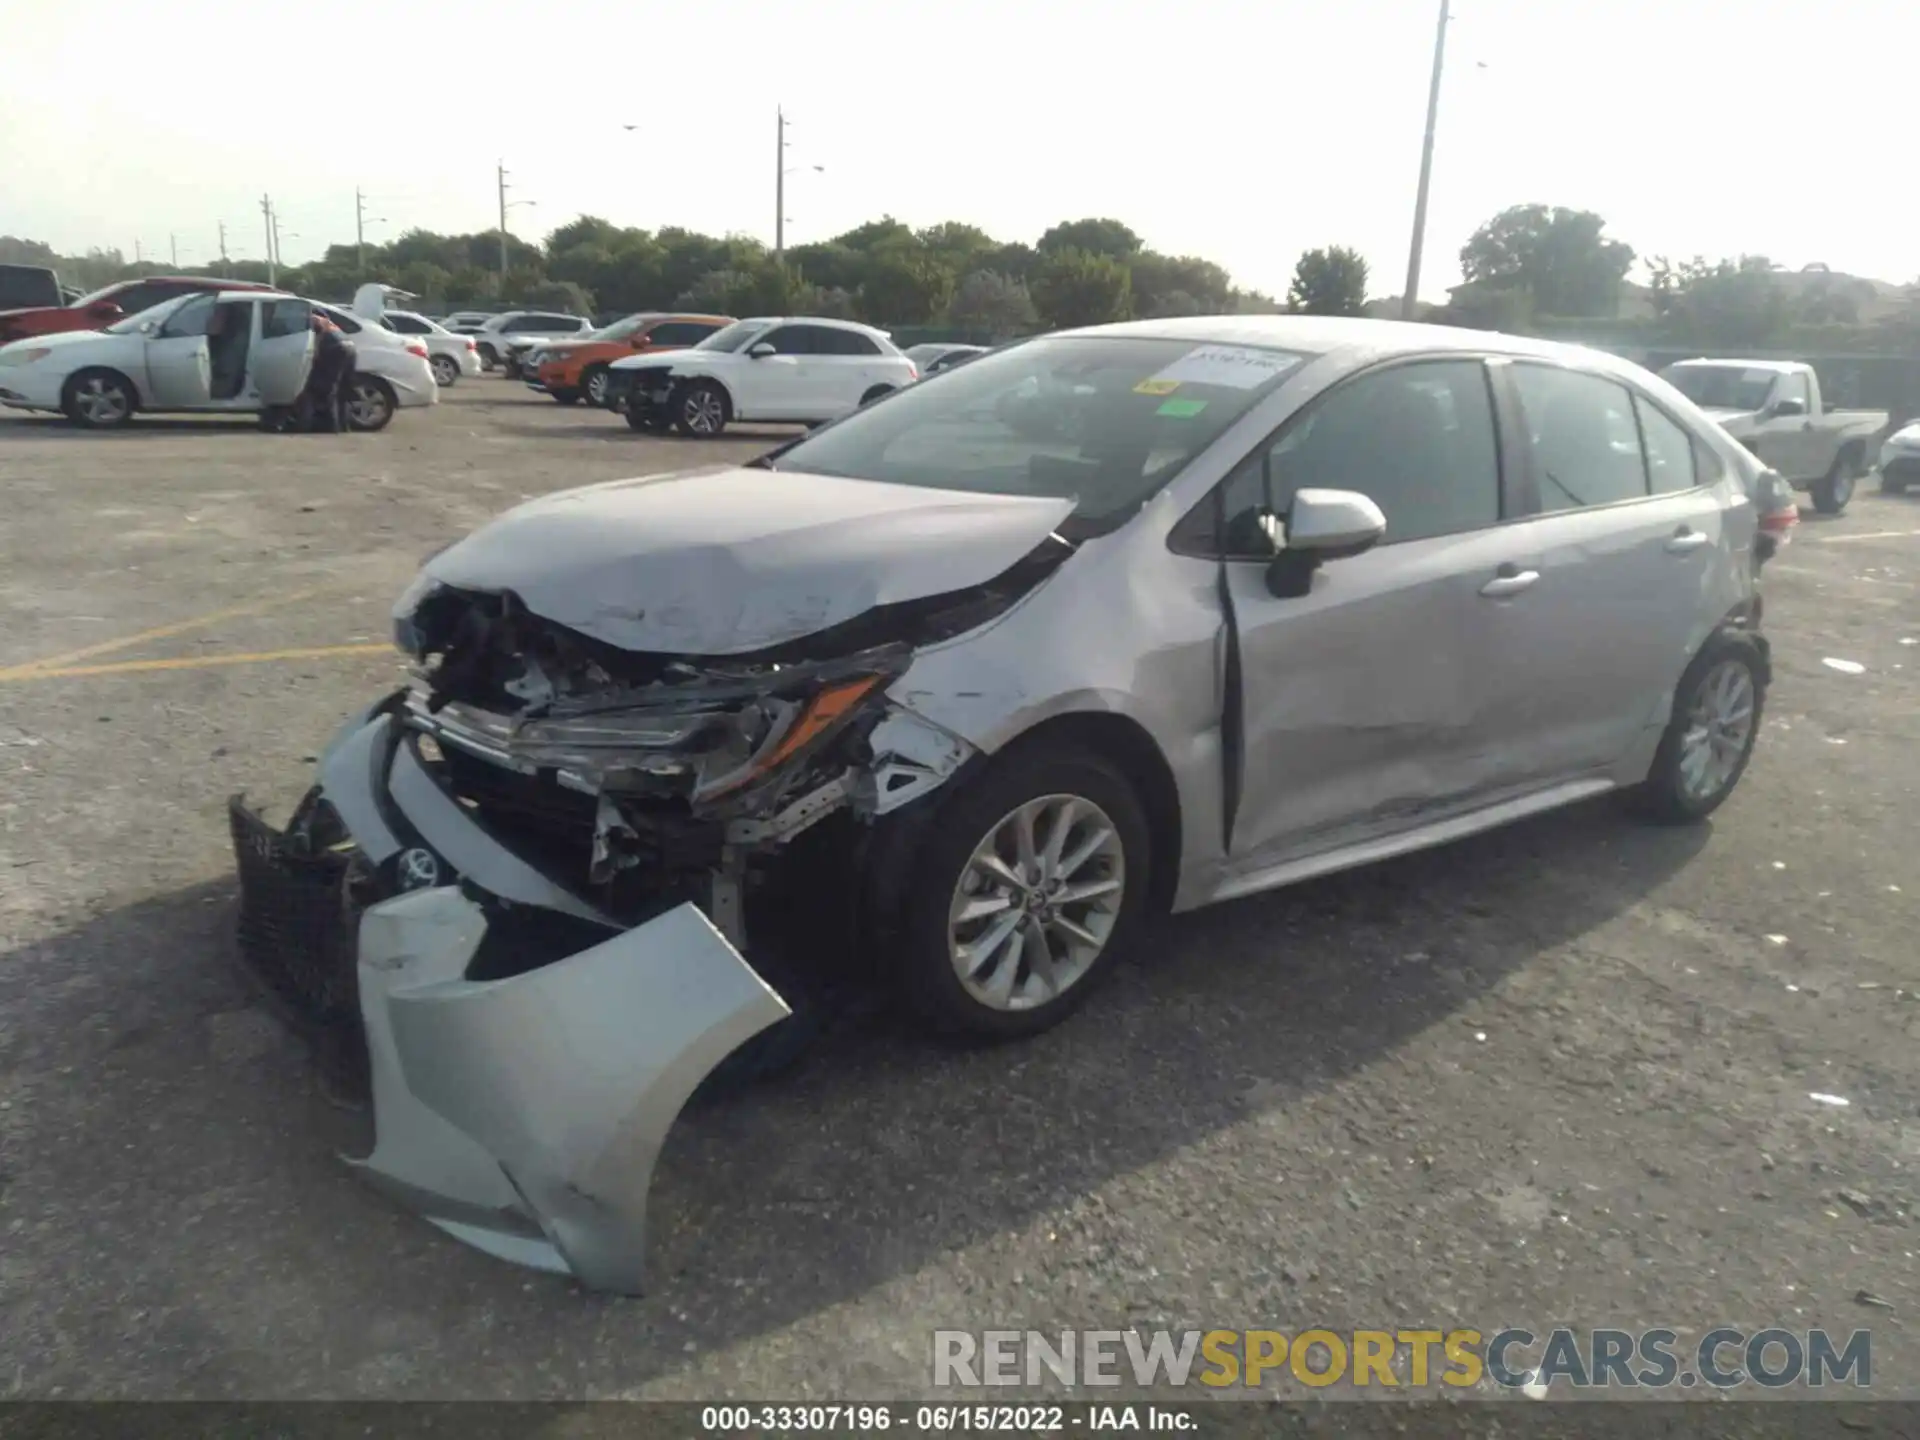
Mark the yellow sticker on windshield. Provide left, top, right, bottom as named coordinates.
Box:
left=1133, top=378, right=1181, bottom=396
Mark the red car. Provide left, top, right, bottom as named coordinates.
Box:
left=0, top=275, right=278, bottom=346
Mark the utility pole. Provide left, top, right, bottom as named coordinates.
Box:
left=218, top=221, right=229, bottom=275
left=271, top=208, right=285, bottom=277
left=1400, top=0, right=1451, bottom=320
left=134, top=238, right=143, bottom=264
left=170, top=233, right=178, bottom=268
left=261, top=194, right=277, bottom=286
left=497, top=161, right=510, bottom=277
left=774, top=107, right=786, bottom=267
left=357, top=187, right=367, bottom=271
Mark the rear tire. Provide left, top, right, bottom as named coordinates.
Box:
left=429, top=354, right=459, bottom=387
left=342, top=375, right=396, bottom=432
left=1628, top=631, right=1767, bottom=825
left=881, top=742, right=1151, bottom=1041
left=550, top=389, right=581, bottom=405
left=62, top=369, right=137, bottom=428
left=476, top=343, right=499, bottom=371
left=1810, top=446, right=1862, bottom=514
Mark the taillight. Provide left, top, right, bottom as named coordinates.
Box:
left=464, top=338, right=476, bottom=351
left=405, top=341, right=429, bottom=358
left=907, top=363, right=919, bottom=380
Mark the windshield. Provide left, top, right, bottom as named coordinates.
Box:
left=765, top=334, right=1312, bottom=535
left=588, top=314, right=651, bottom=343
left=695, top=319, right=770, bottom=353
left=104, top=294, right=190, bottom=334
left=1662, top=365, right=1777, bottom=411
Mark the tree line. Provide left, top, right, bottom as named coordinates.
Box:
left=4, top=204, right=1915, bottom=352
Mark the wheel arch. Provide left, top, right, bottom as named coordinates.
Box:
left=678, top=369, right=737, bottom=419
left=964, top=710, right=1184, bottom=916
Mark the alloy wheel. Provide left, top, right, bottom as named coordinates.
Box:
left=1677, top=659, right=1756, bottom=801
left=947, top=794, right=1125, bottom=1012
left=586, top=370, right=609, bottom=405
left=75, top=376, right=129, bottom=425
left=345, top=380, right=392, bottom=430
left=683, top=386, right=725, bottom=435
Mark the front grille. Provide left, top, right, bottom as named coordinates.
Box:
left=228, top=792, right=375, bottom=1100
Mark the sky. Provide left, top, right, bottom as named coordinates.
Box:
left=0, top=0, right=1912, bottom=303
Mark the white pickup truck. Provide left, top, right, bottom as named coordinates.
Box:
left=1659, top=359, right=1888, bottom=514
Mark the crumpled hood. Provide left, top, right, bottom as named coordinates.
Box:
left=414, top=466, right=1077, bottom=654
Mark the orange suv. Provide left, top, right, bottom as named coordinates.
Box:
left=528, top=312, right=735, bottom=406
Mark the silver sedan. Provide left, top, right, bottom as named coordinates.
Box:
left=231, top=314, right=1771, bottom=1292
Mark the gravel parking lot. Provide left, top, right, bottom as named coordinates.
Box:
left=3, top=381, right=1919, bottom=1402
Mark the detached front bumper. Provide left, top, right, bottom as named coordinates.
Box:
left=228, top=705, right=791, bottom=1294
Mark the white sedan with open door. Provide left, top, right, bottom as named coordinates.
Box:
left=0, top=289, right=438, bottom=430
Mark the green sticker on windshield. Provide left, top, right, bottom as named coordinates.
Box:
left=1156, top=397, right=1209, bottom=418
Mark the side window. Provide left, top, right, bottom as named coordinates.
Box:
left=1633, top=395, right=1699, bottom=495
left=316, top=306, right=360, bottom=334
left=108, top=283, right=162, bottom=316
left=1178, top=360, right=1501, bottom=557
left=644, top=321, right=707, bottom=347
left=385, top=313, right=429, bottom=334
left=261, top=300, right=312, bottom=338
left=1511, top=364, right=1649, bottom=512
left=501, top=315, right=535, bottom=332
left=1776, top=371, right=1810, bottom=410
left=157, top=294, right=217, bottom=338
left=817, top=328, right=880, bottom=355
left=764, top=326, right=813, bottom=355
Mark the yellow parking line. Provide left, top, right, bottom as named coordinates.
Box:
left=0, top=584, right=353, bottom=679
left=0, top=643, right=393, bottom=683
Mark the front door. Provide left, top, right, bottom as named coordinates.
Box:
left=250, top=299, right=315, bottom=407
left=1749, top=369, right=1821, bottom=480
left=1480, top=362, right=1733, bottom=784
left=142, top=293, right=216, bottom=408
left=1224, top=356, right=1518, bottom=866
left=733, top=324, right=815, bottom=420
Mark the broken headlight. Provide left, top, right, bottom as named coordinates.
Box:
left=409, top=671, right=890, bottom=803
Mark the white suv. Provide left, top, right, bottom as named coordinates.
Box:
left=472, top=310, right=592, bottom=370
left=606, top=316, right=917, bottom=437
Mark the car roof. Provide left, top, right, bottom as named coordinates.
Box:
left=740, top=315, right=889, bottom=336
left=1048, top=313, right=1652, bottom=377
left=1666, top=357, right=1799, bottom=373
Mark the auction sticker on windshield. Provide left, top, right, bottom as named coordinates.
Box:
left=1146, top=344, right=1304, bottom=391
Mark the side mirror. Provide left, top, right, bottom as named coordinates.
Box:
left=748, top=342, right=776, bottom=359
left=1265, top=488, right=1386, bottom=598
left=1770, top=397, right=1807, bottom=418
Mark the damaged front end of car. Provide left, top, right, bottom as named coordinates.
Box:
left=225, top=534, right=1073, bottom=1293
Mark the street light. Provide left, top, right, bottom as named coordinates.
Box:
left=1399, top=0, right=1451, bottom=320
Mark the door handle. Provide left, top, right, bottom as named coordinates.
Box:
left=1480, top=567, right=1540, bottom=598
left=1666, top=528, right=1710, bottom=554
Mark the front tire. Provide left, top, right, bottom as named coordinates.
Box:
left=63, top=369, right=137, bottom=428
left=429, top=354, right=459, bottom=387
left=550, top=388, right=581, bottom=405
left=1629, top=631, right=1767, bottom=824
left=886, top=743, right=1151, bottom=1040
left=673, top=379, right=730, bottom=438
left=343, top=375, right=396, bottom=432
left=1810, top=446, right=1862, bottom=514
left=475, top=343, right=499, bottom=371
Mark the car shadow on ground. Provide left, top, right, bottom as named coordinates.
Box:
left=0, top=790, right=1710, bottom=1393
